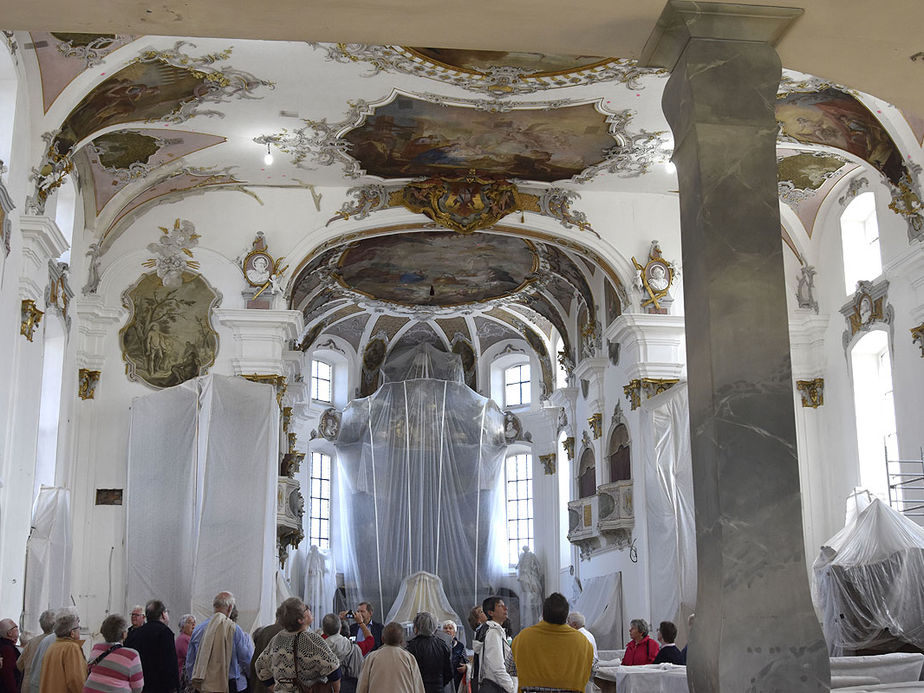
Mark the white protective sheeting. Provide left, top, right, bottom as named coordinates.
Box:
left=22, top=487, right=71, bottom=635
left=573, top=573, right=624, bottom=650
left=813, top=498, right=924, bottom=655
left=639, top=383, right=696, bottom=632
left=594, top=664, right=688, bottom=693
left=336, top=343, right=507, bottom=631
left=830, top=653, right=924, bottom=684
left=127, top=374, right=278, bottom=632
left=385, top=571, right=460, bottom=625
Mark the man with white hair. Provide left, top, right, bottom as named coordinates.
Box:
left=128, top=605, right=145, bottom=634
left=566, top=612, right=598, bottom=665
left=17, top=608, right=55, bottom=693
left=185, top=591, right=254, bottom=692
left=405, top=612, right=452, bottom=693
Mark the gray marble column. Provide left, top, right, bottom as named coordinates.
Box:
left=641, top=3, right=830, bottom=691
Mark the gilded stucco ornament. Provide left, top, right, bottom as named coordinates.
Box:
left=238, top=231, right=288, bottom=300
left=309, top=43, right=662, bottom=96
left=796, top=378, right=825, bottom=408
left=539, top=454, right=556, bottom=476
left=588, top=413, right=603, bottom=440
left=623, top=378, right=679, bottom=411
left=78, top=369, right=101, bottom=400
left=840, top=279, right=895, bottom=355
left=53, top=33, right=133, bottom=67
left=888, top=165, right=924, bottom=243
left=632, top=241, right=676, bottom=312
left=563, top=437, right=575, bottom=461
left=20, top=300, right=44, bottom=342
left=911, top=322, right=924, bottom=357
left=45, top=260, right=73, bottom=329
left=327, top=179, right=598, bottom=237
left=838, top=176, right=869, bottom=206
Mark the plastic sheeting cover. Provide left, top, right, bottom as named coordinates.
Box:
left=813, top=498, right=924, bottom=654
left=640, top=383, right=696, bottom=633
left=336, top=344, right=507, bottom=633
left=22, top=487, right=71, bottom=636
left=385, top=571, right=461, bottom=626
left=126, top=374, right=278, bottom=632
left=573, top=573, right=624, bottom=650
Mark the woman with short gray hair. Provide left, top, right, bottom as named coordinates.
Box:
left=40, top=610, right=86, bottom=691
left=405, top=612, right=453, bottom=693
left=621, top=618, right=659, bottom=666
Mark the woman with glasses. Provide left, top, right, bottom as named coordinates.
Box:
left=39, top=611, right=86, bottom=693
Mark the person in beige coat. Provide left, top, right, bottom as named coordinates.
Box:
left=39, top=611, right=86, bottom=693
left=356, top=622, right=424, bottom=693
left=17, top=609, right=56, bottom=693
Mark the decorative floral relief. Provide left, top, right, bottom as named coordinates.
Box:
left=142, top=218, right=201, bottom=288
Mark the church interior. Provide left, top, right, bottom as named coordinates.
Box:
left=2, top=1, right=924, bottom=689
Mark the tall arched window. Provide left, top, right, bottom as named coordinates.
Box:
left=851, top=330, right=898, bottom=500
left=308, top=451, right=332, bottom=549
left=607, top=423, right=631, bottom=482
left=504, top=363, right=531, bottom=407
left=505, top=452, right=534, bottom=566
left=578, top=447, right=596, bottom=498
left=841, top=192, right=881, bottom=294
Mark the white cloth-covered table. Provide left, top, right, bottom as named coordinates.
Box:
left=831, top=654, right=924, bottom=684
left=594, top=664, right=688, bottom=693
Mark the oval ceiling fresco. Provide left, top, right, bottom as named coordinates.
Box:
left=337, top=231, right=537, bottom=307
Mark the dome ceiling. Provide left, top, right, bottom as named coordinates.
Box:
left=337, top=232, right=537, bottom=307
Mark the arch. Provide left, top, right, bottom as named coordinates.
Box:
left=578, top=446, right=596, bottom=499
left=607, top=422, right=631, bottom=483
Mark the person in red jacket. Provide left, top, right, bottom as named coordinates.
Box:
left=622, top=619, right=659, bottom=666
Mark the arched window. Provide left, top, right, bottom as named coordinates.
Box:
left=608, top=423, right=631, bottom=482
left=841, top=192, right=881, bottom=294
left=505, top=452, right=534, bottom=566
left=504, top=363, right=531, bottom=407
left=578, top=447, right=596, bottom=498
left=308, top=451, right=332, bottom=549
left=850, top=330, right=898, bottom=500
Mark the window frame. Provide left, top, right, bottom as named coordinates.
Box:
left=504, top=452, right=534, bottom=568
left=308, top=451, right=332, bottom=549
left=311, top=358, right=333, bottom=403
left=504, top=362, right=531, bottom=408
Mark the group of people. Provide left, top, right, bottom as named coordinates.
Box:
left=0, top=591, right=690, bottom=693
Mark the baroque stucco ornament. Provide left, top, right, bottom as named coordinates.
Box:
left=142, top=218, right=200, bottom=288
left=309, top=43, right=663, bottom=96
left=840, top=279, right=895, bottom=355
left=327, top=177, right=596, bottom=236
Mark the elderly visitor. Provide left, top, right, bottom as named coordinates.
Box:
left=653, top=621, right=684, bottom=665
left=405, top=612, right=452, bottom=693
left=39, top=610, right=86, bottom=693
left=320, top=613, right=363, bottom=693
left=621, top=618, right=659, bottom=666
left=175, top=613, right=195, bottom=684
left=84, top=614, right=144, bottom=692
left=17, top=609, right=55, bottom=693
left=255, top=597, right=341, bottom=692
left=442, top=620, right=467, bottom=692
left=0, top=618, right=22, bottom=692
left=356, top=622, right=424, bottom=693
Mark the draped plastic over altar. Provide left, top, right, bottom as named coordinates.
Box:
left=335, top=343, right=507, bottom=628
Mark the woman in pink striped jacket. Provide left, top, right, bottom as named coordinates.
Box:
left=84, top=614, right=144, bottom=693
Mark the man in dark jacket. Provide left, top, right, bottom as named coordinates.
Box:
left=339, top=601, right=384, bottom=654
left=125, top=600, right=180, bottom=692
left=405, top=612, right=452, bottom=693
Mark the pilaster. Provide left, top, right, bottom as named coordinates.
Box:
left=214, top=308, right=304, bottom=375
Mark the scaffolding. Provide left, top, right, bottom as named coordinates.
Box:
left=887, top=448, right=924, bottom=521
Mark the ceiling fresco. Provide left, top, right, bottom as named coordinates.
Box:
left=776, top=87, right=905, bottom=186
left=336, top=232, right=538, bottom=307
left=408, top=48, right=609, bottom=75
left=29, top=32, right=136, bottom=112
left=340, top=93, right=618, bottom=182
left=777, top=148, right=858, bottom=235
left=83, top=129, right=226, bottom=213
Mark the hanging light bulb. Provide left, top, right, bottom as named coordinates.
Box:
left=263, top=142, right=274, bottom=166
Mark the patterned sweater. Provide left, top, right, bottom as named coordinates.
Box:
left=255, top=630, right=340, bottom=692
left=83, top=643, right=145, bottom=693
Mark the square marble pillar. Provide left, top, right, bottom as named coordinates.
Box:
left=643, top=2, right=830, bottom=691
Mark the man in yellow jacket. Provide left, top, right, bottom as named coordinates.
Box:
left=511, top=593, right=593, bottom=693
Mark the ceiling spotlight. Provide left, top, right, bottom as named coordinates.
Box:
left=263, top=143, right=274, bottom=166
